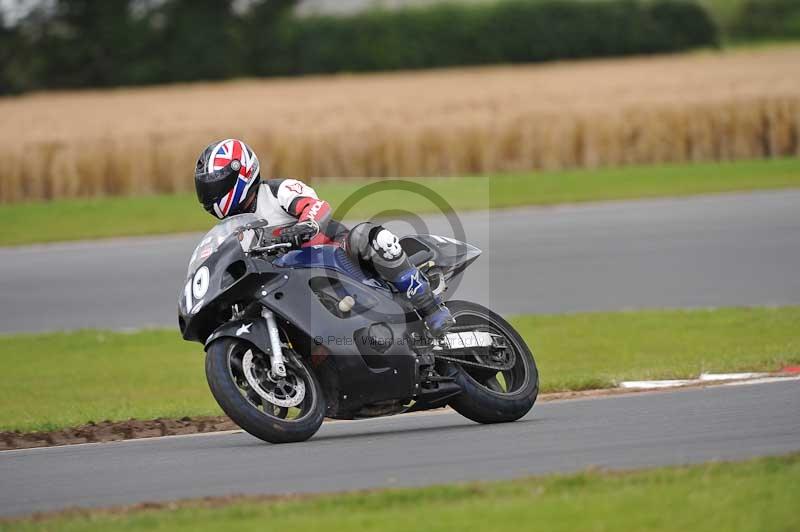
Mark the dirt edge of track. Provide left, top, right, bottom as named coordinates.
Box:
left=0, top=416, right=239, bottom=451
left=4, top=377, right=797, bottom=452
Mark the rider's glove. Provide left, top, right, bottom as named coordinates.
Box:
left=279, top=221, right=319, bottom=248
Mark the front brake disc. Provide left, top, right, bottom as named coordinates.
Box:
left=242, top=350, right=305, bottom=408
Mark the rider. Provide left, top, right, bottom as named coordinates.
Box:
left=193, top=138, right=455, bottom=337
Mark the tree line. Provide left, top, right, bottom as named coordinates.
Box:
left=0, top=0, right=725, bottom=94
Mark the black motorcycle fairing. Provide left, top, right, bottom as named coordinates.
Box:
left=179, top=235, right=424, bottom=416
left=400, top=234, right=482, bottom=280
left=179, top=234, right=286, bottom=343
left=254, top=268, right=421, bottom=416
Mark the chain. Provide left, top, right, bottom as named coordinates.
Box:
left=434, top=351, right=516, bottom=371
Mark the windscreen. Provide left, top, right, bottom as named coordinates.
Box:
left=187, top=213, right=264, bottom=274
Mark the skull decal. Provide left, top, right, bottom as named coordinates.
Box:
left=372, top=229, right=403, bottom=260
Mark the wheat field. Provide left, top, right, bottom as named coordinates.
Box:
left=1, top=47, right=799, bottom=202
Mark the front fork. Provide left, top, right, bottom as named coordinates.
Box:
left=262, top=308, right=287, bottom=378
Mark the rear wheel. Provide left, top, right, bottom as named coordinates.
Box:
left=205, top=338, right=325, bottom=443
left=442, top=300, right=538, bottom=424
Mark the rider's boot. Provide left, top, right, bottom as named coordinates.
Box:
left=392, top=268, right=455, bottom=337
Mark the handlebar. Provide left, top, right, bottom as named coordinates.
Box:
left=241, top=222, right=317, bottom=256
left=249, top=241, right=294, bottom=254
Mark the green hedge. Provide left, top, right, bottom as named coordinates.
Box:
left=254, top=0, right=719, bottom=76
left=1, top=0, right=718, bottom=94
left=730, top=0, right=800, bottom=41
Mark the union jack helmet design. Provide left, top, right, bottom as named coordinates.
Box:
left=194, top=139, right=261, bottom=219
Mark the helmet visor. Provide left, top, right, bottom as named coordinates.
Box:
left=195, top=161, right=241, bottom=213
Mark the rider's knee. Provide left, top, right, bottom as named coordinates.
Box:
left=346, top=222, right=377, bottom=261
left=347, top=222, right=406, bottom=266
left=368, top=226, right=405, bottom=264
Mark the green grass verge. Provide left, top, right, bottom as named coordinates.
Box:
left=3, top=453, right=798, bottom=531
left=514, top=306, right=800, bottom=391
left=1, top=306, right=798, bottom=433
left=1, top=158, right=799, bottom=246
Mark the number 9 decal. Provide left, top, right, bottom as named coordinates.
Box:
left=184, top=266, right=210, bottom=314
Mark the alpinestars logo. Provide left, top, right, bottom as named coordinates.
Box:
left=406, top=270, right=424, bottom=298
left=286, top=182, right=304, bottom=194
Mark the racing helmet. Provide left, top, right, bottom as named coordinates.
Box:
left=194, top=139, right=261, bottom=218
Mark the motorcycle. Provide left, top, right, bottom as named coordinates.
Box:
left=178, top=213, right=538, bottom=443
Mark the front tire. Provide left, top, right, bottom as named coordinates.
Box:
left=444, top=300, right=538, bottom=424
left=205, top=338, right=325, bottom=443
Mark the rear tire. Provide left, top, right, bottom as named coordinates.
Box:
left=444, top=300, right=538, bottom=424
left=205, top=338, right=325, bottom=443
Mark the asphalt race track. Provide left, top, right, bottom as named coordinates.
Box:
left=2, top=190, right=800, bottom=333
left=0, top=379, right=798, bottom=517
left=1, top=190, right=798, bottom=517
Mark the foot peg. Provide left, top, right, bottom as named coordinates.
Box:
left=422, top=305, right=455, bottom=337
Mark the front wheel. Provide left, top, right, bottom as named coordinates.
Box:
left=443, top=300, right=538, bottom=424
left=205, top=338, right=325, bottom=443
